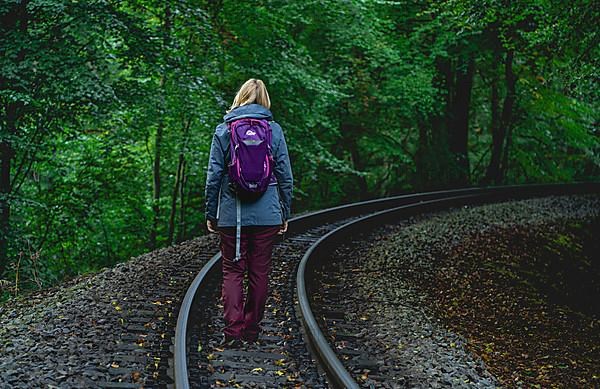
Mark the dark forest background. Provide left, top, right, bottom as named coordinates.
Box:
left=1, top=0, right=598, bottom=299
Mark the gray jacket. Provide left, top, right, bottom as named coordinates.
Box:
left=204, top=104, right=294, bottom=227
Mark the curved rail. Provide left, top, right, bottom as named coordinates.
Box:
left=296, top=182, right=598, bottom=388
left=174, top=182, right=598, bottom=388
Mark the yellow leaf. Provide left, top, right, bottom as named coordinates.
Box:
left=114, top=305, right=122, bottom=311
left=274, top=359, right=285, bottom=366
left=275, top=370, right=285, bottom=376
left=251, top=367, right=263, bottom=373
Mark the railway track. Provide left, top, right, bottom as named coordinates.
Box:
left=173, top=182, right=598, bottom=388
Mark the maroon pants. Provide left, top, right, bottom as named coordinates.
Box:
left=218, top=225, right=280, bottom=341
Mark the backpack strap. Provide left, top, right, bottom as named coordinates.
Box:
left=227, top=120, right=241, bottom=261
left=234, top=195, right=241, bottom=262
left=224, top=121, right=232, bottom=165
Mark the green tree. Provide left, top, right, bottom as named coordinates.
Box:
left=0, top=0, right=127, bottom=277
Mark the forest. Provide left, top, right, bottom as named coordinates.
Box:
left=0, top=0, right=598, bottom=299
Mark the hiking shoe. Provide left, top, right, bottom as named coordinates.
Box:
left=242, top=333, right=261, bottom=346
left=219, top=334, right=242, bottom=348
left=242, top=338, right=261, bottom=347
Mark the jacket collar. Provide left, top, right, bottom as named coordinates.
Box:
left=223, top=103, right=273, bottom=123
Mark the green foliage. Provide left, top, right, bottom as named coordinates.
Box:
left=0, top=0, right=597, bottom=299
left=508, top=76, right=599, bottom=182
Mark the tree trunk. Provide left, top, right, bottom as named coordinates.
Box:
left=485, top=49, right=516, bottom=184
left=414, top=114, right=430, bottom=190
left=415, top=56, right=453, bottom=190
left=167, top=152, right=184, bottom=245
left=497, top=49, right=516, bottom=183
left=0, top=1, right=28, bottom=276
left=342, top=123, right=368, bottom=200
left=0, top=138, right=14, bottom=277
left=150, top=78, right=165, bottom=250
left=168, top=117, right=191, bottom=245
left=483, top=37, right=504, bottom=185
left=500, top=118, right=514, bottom=183
left=449, top=51, right=475, bottom=186
left=149, top=3, right=172, bottom=249
left=350, top=149, right=368, bottom=201
left=178, top=158, right=187, bottom=242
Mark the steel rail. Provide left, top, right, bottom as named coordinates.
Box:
left=173, top=186, right=484, bottom=387
left=296, top=182, right=598, bottom=388
left=174, top=182, right=598, bottom=388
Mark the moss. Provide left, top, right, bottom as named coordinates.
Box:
left=552, top=234, right=574, bottom=249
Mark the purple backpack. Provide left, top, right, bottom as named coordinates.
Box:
left=227, top=118, right=275, bottom=201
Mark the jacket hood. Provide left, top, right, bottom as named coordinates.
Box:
left=223, top=103, right=273, bottom=123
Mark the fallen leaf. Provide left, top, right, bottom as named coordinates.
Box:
left=131, top=371, right=141, bottom=382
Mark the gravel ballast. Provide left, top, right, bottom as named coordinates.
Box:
left=312, top=194, right=599, bottom=388
left=0, top=234, right=220, bottom=388
left=1, top=193, right=597, bottom=388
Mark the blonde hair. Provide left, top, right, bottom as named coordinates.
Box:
left=228, top=78, right=271, bottom=112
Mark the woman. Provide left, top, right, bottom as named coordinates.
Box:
left=204, top=79, right=293, bottom=347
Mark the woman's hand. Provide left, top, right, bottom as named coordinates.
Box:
left=206, top=220, right=218, bottom=234
left=278, top=220, right=288, bottom=235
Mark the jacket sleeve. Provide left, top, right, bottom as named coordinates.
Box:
left=273, top=124, right=294, bottom=221
left=205, top=129, right=225, bottom=222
